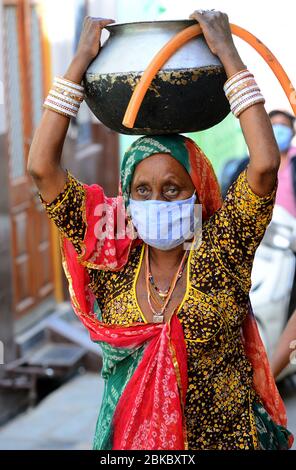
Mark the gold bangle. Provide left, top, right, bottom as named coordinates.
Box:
left=43, top=103, right=73, bottom=118
left=52, top=84, right=84, bottom=102
left=55, top=75, right=84, bottom=92
left=226, top=80, right=257, bottom=99
left=48, top=91, right=80, bottom=109
left=229, top=86, right=261, bottom=105
left=49, top=91, right=81, bottom=108
left=224, top=69, right=252, bottom=90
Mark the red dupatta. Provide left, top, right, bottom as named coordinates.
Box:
left=62, top=234, right=188, bottom=449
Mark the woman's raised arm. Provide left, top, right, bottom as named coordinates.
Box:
left=27, top=16, right=115, bottom=203
left=190, top=10, right=280, bottom=196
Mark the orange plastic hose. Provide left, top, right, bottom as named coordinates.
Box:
left=231, top=24, right=296, bottom=115
left=122, top=23, right=296, bottom=128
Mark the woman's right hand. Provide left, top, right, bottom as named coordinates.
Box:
left=75, top=16, right=115, bottom=68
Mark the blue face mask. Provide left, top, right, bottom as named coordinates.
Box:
left=272, top=123, right=293, bottom=152
left=129, top=192, right=199, bottom=251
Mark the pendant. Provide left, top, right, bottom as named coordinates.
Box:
left=158, top=291, right=169, bottom=299
left=153, top=314, right=164, bottom=323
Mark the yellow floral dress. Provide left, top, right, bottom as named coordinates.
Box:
left=40, top=169, right=284, bottom=450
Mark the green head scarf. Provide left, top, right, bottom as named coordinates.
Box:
left=120, top=134, right=222, bottom=221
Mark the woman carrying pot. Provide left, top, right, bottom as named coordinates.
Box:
left=28, top=10, right=293, bottom=450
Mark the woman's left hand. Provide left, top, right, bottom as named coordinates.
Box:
left=189, top=10, right=237, bottom=61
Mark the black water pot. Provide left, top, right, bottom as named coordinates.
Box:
left=83, top=19, right=230, bottom=135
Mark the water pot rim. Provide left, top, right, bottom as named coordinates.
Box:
left=105, top=18, right=197, bottom=31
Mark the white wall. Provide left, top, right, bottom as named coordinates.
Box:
left=88, top=0, right=117, bottom=27
left=41, top=0, right=77, bottom=78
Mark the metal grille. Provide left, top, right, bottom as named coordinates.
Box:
left=4, top=6, right=25, bottom=180
left=30, top=6, right=43, bottom=129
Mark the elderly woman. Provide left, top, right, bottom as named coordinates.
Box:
left=28, top=11, right=293, bottom=450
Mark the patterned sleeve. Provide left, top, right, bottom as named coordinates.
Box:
left=39, top=171, right=86, bottom=254
left=210, top=168, right=277, bottom=292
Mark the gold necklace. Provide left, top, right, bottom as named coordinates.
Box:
left=145, top=245, right=188, bottom=323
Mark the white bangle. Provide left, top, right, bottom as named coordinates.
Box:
left=233, top=95, right=265, bottom=118
left=224, top=69, right=265, bottom=119
left=53, top=81, right=84, bottom=100
left=43, top=76, right=84, bottom=119
left=224, top=70, right=253, bottom=92
left=225, top=77, right=256, bottom=98
left=43, top=101, right=77, bottom=118
left=55, top=76, right=84, bottom=93
left=46, top=94, right=80, bottom=112
left=229, top=85, right=260, bottom=106
left=49, top=89, right=82, bottom=107
left=231, top=90, right=264, bottom=111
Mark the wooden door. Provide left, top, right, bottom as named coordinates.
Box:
left=3, top=0, right=54, bottom=319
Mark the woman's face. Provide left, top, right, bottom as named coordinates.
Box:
left=130, top=153, right=196, bottom=201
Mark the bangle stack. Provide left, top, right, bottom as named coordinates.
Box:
left=43, top=76, right=84, bottom=118
left=224, top=69, right=265, bottom=118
